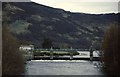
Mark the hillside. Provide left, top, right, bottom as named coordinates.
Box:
left=2, top=2, right=118, bottom=49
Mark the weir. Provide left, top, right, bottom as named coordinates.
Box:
left=30, top=49, right=100, bottom=61
left=20, top=45, right=101, bottom=61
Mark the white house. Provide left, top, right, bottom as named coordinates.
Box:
left=19, top=45, right=34, bottom=51
left=19, top=45, right=34, bottom=61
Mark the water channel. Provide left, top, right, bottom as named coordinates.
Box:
left=25, top=60, right=104, bottom=75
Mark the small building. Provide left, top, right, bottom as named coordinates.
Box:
left=19, top=45, right=34, bottom=62
left=19, top=45, right=34, bottom=51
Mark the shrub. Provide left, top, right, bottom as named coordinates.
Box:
left=102, top=23, right=120, bottom=76
left=2, top=25, right=25, bottom=75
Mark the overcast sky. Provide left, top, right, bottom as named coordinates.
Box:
left=31, top=0, right=119, bottom=14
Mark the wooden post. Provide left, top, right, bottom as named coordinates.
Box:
left=70, top=47, right=73, bottom=60
left=89, top=46, right=93, bottom=61
left=50, top=47, right=53, bottom=59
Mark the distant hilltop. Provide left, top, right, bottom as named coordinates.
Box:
left=2, top=2, right=119, bottom=49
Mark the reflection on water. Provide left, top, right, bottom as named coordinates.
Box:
left=25, top=60, right=104, bottom=75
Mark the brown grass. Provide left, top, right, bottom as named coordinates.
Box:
left=2, top=24, right=25, bottom=75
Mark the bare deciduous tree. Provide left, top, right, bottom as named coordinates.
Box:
left=2, top=24, right=25, bottom=75
left=102, top=23, right=120, bottom=76
left=42, top=37, right=53, bottom=49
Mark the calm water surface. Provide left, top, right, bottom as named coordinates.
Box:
left=25, top=60, right=104, bottom=75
